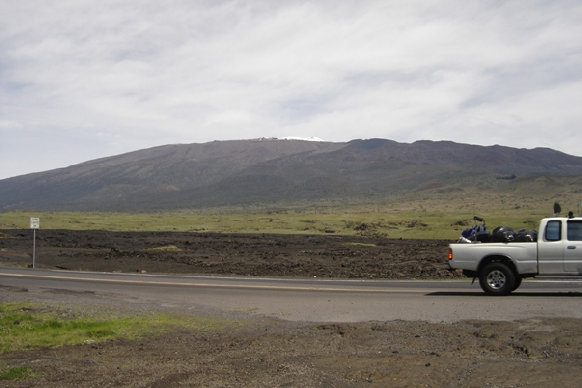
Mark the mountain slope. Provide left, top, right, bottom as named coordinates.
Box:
left=1, top=138, right=582, bottom=211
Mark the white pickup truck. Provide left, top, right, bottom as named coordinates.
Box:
left=447, top=217, right=582, bottom=295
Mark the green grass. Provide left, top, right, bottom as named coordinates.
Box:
left=0, top=366, right=34, bottom=381
left=343, top=242, right=377, bottom=247
left=0, top=302, right=243, bottom=382
left=1, top=190, right=580, bottom=239
left=0, top=209, right=559, bottom=239
left=0, top=302, right=240, bottom=354
left=145, top=244, right=182, bottom=252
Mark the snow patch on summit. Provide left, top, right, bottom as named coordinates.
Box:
left=280, top=136, right=325, bottom=142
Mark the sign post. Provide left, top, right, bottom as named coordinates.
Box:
left=30, top=217, right=39, bottom=268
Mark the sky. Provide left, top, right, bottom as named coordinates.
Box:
left=1, top=0, right=581, bottom=179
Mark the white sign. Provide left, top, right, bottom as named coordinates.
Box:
left=30, top=217, right=40, bottom=229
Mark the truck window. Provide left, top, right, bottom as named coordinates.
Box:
left=567, top=220, right=582, bottom=241
left=545, top=220, right=561, bottom=241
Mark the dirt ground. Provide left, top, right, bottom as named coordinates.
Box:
left=0, top=229, right=457, bottom=279
left=2, top=230, right=582, bottom=387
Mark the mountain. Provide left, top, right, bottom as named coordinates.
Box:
left=1, top=138, right=582, bottom=211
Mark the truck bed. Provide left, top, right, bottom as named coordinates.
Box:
left=448, top=241, right=538, bottom=274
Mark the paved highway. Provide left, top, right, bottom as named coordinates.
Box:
left=2, top=267, right=582, bottom=322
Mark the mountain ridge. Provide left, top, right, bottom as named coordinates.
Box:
left=2, top=138, right=582, bottom=211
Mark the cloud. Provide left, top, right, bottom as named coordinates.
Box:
left=1, top=0, right=582, bottom=178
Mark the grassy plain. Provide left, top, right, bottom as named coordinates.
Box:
left=0, top=302, right=238, bottom=354
left=0, top=366, right=34, bottom=381
left=2, top=190, right=580, bottom=239
left=0, top=302, right=242, bottom=381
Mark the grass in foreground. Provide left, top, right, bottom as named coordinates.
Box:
left=0, top=366, right=34, bottom=381
left=0, top=301, right=242, bottom=380
left=0, top=302, right=240, bottom=354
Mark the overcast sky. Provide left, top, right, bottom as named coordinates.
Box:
left=1, top=0, right=581, bottom=179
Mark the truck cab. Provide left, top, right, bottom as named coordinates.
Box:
left=538, top=218, right=582, bottom=274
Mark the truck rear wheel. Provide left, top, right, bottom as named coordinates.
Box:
left=479, top=262, right=516, bottom=296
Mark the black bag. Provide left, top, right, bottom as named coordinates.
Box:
left=491, top=226, right=515, bottom=242
left=515, top=229, right=537, bottom=242
left=475, top=230, right=491, bottom=242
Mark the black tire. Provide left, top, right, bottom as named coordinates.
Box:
left=479, top=262, right=516, bottom=296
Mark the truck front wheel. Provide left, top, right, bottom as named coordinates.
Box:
left=479, top=262, right=516, bottom=296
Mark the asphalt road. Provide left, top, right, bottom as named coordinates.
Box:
left=2, top=267, right=582, bottom=323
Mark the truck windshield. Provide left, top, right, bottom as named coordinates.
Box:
left=567, top=220, right=582, bottom=241
left=545, top=220, right=561, bottom=241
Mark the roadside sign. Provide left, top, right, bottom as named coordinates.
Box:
left=30, top=217, right=39, bottom=268
left=30, top=217, right=40, bottom=229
